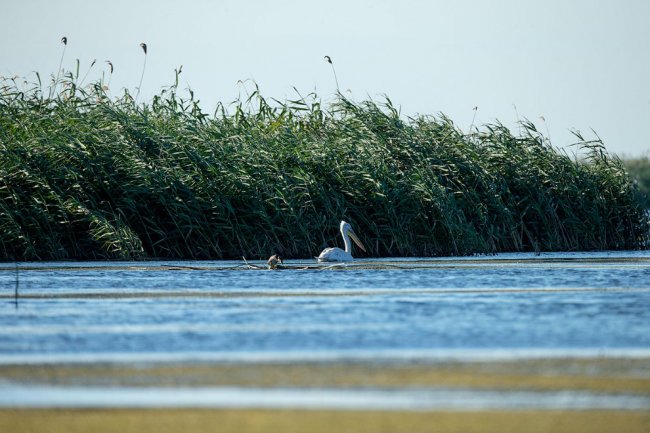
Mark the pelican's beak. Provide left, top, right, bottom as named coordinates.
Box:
left=348, top=230, right=367, bottom=253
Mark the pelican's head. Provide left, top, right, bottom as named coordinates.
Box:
left=340, top=220, right=366, bottom=253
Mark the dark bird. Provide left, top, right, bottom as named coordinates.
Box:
left=267, top=254, right=284, bottom=270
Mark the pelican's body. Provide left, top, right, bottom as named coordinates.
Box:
left=317, top=221, right=366, bottom=262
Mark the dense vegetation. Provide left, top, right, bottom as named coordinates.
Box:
left=622, top=156, right=650, bottom=209
left=0, top=75, right=647, bottom=261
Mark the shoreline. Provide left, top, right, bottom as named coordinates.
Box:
left=2, top=409, right=650, bottom=433
left=2, top=357, right=649, bottom=394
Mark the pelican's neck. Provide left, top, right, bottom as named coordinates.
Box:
left=341, top=227, right=352, bottom=253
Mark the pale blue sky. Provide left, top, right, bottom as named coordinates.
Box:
left=2, top=0, right=649, bottom=156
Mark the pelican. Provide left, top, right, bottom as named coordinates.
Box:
left=317, top=221, right=366, bottom=262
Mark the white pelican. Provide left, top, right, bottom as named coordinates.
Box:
left=317, top=221, right=366, bottom=262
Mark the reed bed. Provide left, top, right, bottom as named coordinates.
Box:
left=623, top=156, right=650, bottom=209
left=0, top=74, right=647, bottom=260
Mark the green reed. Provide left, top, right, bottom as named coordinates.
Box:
left=0, top=74, right=647, bottom=260
left=623, top=156, right=650, bottom=209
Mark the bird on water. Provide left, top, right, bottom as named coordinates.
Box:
left=267, top=254, right=283, bottom=269
left=317, top=221, right=366, bottom=262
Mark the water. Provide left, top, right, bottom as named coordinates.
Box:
left=3, top=385, right=650, bottom=411
left=1, top=251, right=649, bottom=363
left=1, top=251, right=650, bottom=410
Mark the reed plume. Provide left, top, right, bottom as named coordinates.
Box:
left=50, top=36, right=67, bottom=99
left=324, top=55, right=339, bottom=92
left=135, top=43, right=147, bottom=101
left=105, top=60, right=114, bottom=90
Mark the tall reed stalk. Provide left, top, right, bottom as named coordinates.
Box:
left=79, top=59, right=96, bottom=87
left=324, top=56, right=339, bottom=92
left=105, top=60, right=114, bottom=91
left=50, top=36, right=67, bottom=99
left=135, top=43, right=147, bottom=101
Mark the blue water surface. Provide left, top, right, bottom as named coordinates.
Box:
left=1, top=251, right=649, bottom=363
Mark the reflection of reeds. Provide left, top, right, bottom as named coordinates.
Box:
left=0, top=76, right=647, bottom=260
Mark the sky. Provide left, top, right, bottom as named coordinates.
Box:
left=2, top=0, right=649, bottom=156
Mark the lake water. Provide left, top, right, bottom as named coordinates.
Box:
left=2, top=251, right=650, bottom=410
left=2, top=251, right=650, bottom=364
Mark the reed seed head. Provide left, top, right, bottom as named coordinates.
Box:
left=106, top=60, right=114, bottom=74
left=140, top=43, right=147, bottom=55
